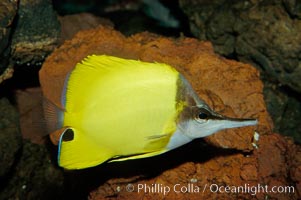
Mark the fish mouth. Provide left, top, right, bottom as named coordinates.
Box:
left=213, top=112, right=258, bottom=129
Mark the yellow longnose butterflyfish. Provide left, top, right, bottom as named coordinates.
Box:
left=42, top=55, right=257, bottom=170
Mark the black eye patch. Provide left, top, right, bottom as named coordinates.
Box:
left=62, top=128, right=74, bottom=142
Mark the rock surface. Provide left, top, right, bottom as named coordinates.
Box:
left=38, top=26, right=301, bottom=199
left=264, top=82, right=301, bottom=142
left=11, top=0, right=60, bottom=65
left=0, top=1, right=299, bottom=199
left=88, top=134, right=300, bottom=200
left=179, top=0, right=301, bottom=93
left=16, top=87, right=46, bottom=144
left=179, top=0, right=301, bottom=144
left=0, top=97, right=22, bottom=179
left=58, top=13, right=113, bottom=43
left=0, top=0, right=18, bottom=84
left=0, top=140, right=64, bottom=200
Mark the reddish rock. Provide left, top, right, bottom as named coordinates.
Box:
left=39, top=26, right=300, bottom=199
left=255, top=134, right=298, bottom=200
left=16, top=87, right=46, bottom=144
left=58, top=13, right=113, bottom=43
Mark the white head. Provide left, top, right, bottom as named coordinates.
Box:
left=178, top=105, right=257, bottom=139
left=176, top=75, right=257, bottom=139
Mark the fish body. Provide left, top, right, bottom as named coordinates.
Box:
left=43, top=55, right=257, bottom=170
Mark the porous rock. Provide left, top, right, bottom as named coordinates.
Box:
left=11, top=0, right=60, bottom=65
left=0, top=140, right=64, bottom=199
left=179, top=0, right=301, bottom=93
left=0, top=0, right=18, bottom=84
left=88, top=134, right=300, bottom=200
left=16, top=87, right=46, bottom=144
left=0, top=97, right=22, bottom=179
left=58, top=13, right=113, bottom=43
left=179, top=0, right=301, bottom=144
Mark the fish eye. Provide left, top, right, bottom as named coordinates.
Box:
left=198, top=112, right=208, bottom=119
left=195, top=108, right=211, bottom=121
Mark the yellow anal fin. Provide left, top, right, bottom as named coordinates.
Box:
left=58, top=128, right=114, bottom=170
left=109, top=149, right=168, bottom=162
left=108, top=134, right=170, bottom=162
left=110, top=133, right=171, bottom=162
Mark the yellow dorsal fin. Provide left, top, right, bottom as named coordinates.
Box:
left=64, top=55, right=179, bottom=114
left=58, top=128, right=114, bottom=170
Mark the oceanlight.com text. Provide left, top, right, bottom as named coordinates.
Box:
left=124, top=183, right=295, bottom=196
left=209, top=183, right=295, bottom=196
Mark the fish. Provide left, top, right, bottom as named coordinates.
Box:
left=42, top=55, right=257, bottom=170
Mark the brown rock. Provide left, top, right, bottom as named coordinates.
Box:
left=257, top=134, right=286, bottom=178
left=0, top=0, right=18, bottom=84
left=11, top=0, right=60, bottom=65
left=255, top=134, right=300, bottom=200
left=58, top=13, right=113, bottom=43
left=283, top=0, right=301, bottom=19
left=88, top=134, right=301, bottom=200
left=0, top=66, right=14, bottom=84
left=179, top=0, right=301, bottom=93
left=0, top=97, right=22, bottom=178
left=179, top=0, right=301, bottom=144
left=16, top=87, right=46, bottom=144
left=39, top=26, right=300, bottom=199
left=0, top=0, right=17, bottom=54
left=0, top=140, right=64, bottom=200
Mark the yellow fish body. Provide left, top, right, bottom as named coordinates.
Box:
left=43, top=55, right=257, bottom=170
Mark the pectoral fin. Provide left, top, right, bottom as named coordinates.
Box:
left=58, top=128, right=114, bottom=170
left=144, top=134, right=171, bottom=151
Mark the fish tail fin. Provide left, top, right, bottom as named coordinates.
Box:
left=26, top=90, right=63, bottom=138
left=28, top=91, right=48, bottom=137
left=58, top=128, right=114, bottom=170
left=42, top=97, right=64, bottom=134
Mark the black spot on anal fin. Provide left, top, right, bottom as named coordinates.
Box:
left=63, top=129, right=74, bottom=141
